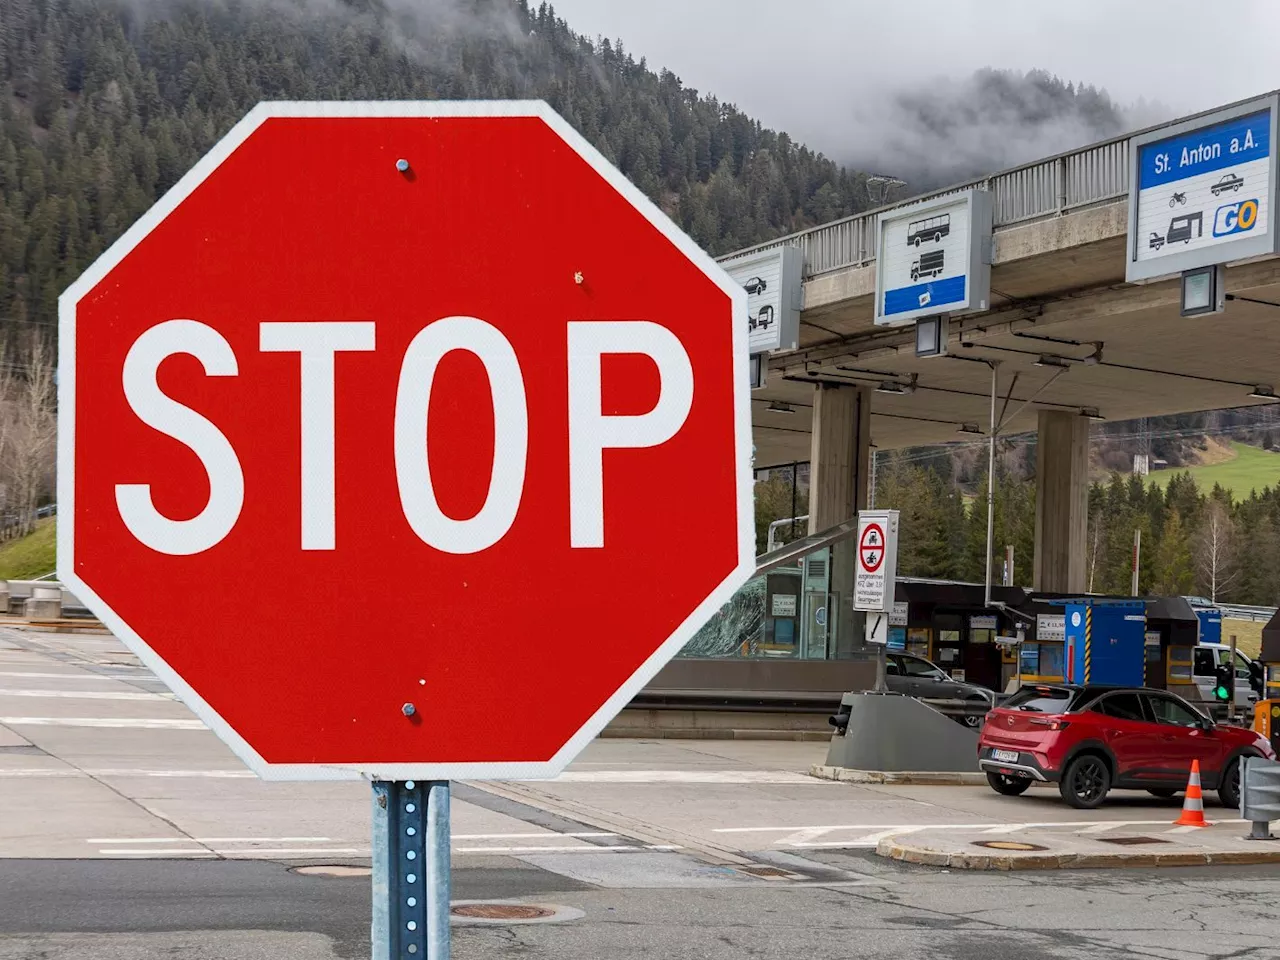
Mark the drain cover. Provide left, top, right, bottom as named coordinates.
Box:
left=971, top=840, right=1049, bottom=852
left=449, top=901, right=584, bottom=925
left=452, top=904, right=554, bottom=921
left=1096, top=836, right=1170, bottom=846
left=290, top=865, right=372, bottom=878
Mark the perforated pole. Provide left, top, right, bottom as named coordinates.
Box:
left=372, top=780, right=451, bottom=958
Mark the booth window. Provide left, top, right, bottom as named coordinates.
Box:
left=1167, top=645, right=1194, bottom=682
left=1018, top=642, right=1065, bottom=682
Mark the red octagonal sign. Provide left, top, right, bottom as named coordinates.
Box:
left=58, top=102, right=752, bottom=781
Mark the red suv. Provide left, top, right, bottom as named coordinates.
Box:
left=978, top=684, right=1275, bottom=809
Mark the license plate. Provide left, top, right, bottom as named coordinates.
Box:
left=991, top=749, right=1020, bottom=763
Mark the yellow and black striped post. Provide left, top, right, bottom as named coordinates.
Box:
left=1083, top=606, right=1093, bottom=685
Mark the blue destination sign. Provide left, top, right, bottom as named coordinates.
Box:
left=1139, top=110, right=1270, bottom=190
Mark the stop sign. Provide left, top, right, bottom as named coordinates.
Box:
left=58, top=102, right=752, bottom=780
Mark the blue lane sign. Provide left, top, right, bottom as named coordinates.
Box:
left=1128, top=97, right=1278, bottom=282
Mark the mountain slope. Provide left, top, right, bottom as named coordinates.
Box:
left=0, top=0, right=871, bottom=333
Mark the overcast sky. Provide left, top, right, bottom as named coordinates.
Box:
left=547, top=0, right=1280, bottom=167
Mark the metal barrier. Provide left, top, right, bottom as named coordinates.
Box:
left=1220, top=603, right=1278, bottom=623
left=1240, top=756, right=1280, bottom=840
left=717, top=135, right=1131, bottom=279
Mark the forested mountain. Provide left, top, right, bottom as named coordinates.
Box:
left=0, top=0, right=872, bottom=335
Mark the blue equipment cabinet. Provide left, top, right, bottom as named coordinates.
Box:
left=1194, top=607, right=1222, bottom=645
left=1061, top=599, right=1148, bottom=687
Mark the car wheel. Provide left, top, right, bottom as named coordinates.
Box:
left=1218, top=758, right=1242, bottom=810
left=1059, top=754, right=1111, bottom=809
left=987, top=771, right=1032, bottom=796
left=961, top=712, right=982, bottom=729
left=1146, top=788, right=1178, bottom=799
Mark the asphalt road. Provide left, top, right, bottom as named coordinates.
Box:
left=3, top=626, right=1278, bottom=959
left=2, top=856, right=1278, bottom=959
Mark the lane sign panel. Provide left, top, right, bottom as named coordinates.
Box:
left=1128, top=96, right=1279, bottom=282
left=854, top=510, right=899, bottom=613
left=875, top=189, right=992, bottom=327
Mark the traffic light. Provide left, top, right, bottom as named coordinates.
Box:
left=1213, top=663, right=1234, bottom=702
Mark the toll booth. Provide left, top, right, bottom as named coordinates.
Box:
left=1059, top=599, right=1147, bottom=688
left=1256, top=610, right=1280, bottom=749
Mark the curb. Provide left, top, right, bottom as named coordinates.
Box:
left=810, top=765, right=987, bottom=785
left=876, top=837, right=1280, bottom=870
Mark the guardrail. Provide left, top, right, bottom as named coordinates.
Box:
left=1220, top=603, right=1277, bottom=623
left=716, top=136, right=1131, bottom=278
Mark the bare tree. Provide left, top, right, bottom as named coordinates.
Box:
left=4, top=334, right=56, bottom=537
left=1086, top=502, right=1104, bottom=593
left=1194, top=499, right=1241, bottom=603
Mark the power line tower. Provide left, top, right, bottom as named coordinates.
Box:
left=865, top=174, right=907, bottom=208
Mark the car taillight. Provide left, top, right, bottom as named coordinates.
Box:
left=1029, top=717, right=1070, bottom=731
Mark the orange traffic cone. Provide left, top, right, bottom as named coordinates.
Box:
left=1173, top=759, right=1212, bottom=827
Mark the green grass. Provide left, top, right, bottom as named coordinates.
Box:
left=0, top=518, right=57, bottom=580
left=1151, top=441, right=1280, bottom=497
left=1223, top=619, right=1262, bottom=661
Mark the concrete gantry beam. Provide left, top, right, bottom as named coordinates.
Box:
left=751, top=247, right=1280, bottom=468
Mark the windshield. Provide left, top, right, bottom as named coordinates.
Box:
left=1002, top=686, right=1072, bottom=713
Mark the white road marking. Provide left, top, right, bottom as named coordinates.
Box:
left=0, top=688, right=172, bottom=701
left=528, top=770, right=826, bottom=784
left=0, top=768, right=254, bottom=778
left=0, top=717, right=205, bottom=729
left=98, top=844, right=684, bottom=857
left=455, top=844, right=639, bottom=853
left=792, top=827, right=926, bottom=848
left=218, top=855, right=368, bottom=860
left=715, top=823, right=996, bottom=834
left=717, top=818, right=1250, bottom=846
left=452, top=832, right=616, bottom=840
left=96, top=855, right=217, bottom=860
left=0, top=672, right=128, bottom=680
left=97, top=855, right=368, bottom=860
left=89, top=769, right=255, bottom=778
left=775, top=827, right=841, bottom=847
left=88, top=837, right=333, bottom=844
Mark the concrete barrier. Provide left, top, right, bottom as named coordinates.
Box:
left=5, top=580, right=89, bottom=618
left=23, top=583, right=61, bottom=618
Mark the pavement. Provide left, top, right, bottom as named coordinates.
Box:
left=3, top=625, right=1280, bottom=958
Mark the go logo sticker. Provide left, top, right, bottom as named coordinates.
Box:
left=1213, top=198, right=1260, bottom=237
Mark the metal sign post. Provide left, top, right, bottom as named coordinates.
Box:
left=372, top=781, right=452, bottom=959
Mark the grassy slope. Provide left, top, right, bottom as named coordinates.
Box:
left=1151, top=441, right=1280, bottom=498
left=0, top=518, right=56, bottom=580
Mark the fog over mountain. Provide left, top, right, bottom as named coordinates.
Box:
left=843, top=67, right=1173, bottom=194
